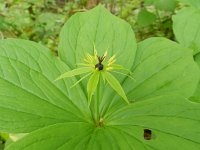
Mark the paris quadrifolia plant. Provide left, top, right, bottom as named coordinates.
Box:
left=55, top=45, right=133, bottom=105
left=1, top=4, right=200, bottom=150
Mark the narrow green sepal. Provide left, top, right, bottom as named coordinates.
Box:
left=110, top=70, right=135, bottom=80
left=87, top=71, right=100, bottom=106
left=111, top=64, right=133, bottom=74
left=102, top=71, right=129, bottom=104
left=70, top=72, right=93, bottom=88
left=55, top=67, right=93, bottom=81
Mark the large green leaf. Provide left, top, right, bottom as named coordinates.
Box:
left=0, top=39, right=91, bottom=133
left=58, top=5, right=137, bottom=119
left=99, top=37, right=199, bottom=117
left=58, top=5, right=137, bottom=71
left=173, top=7, right=200, bottom=55
left=6, top=95, right=200, bottom=150
left=126, top=37, right=199, bottom=101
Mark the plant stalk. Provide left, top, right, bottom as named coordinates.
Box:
left=89, top=76, right=101, bottom=127
left=95, top=79, right=100, bottom=126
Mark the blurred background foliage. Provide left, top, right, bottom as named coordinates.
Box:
left=0, top=0, right=188, bottom=54
left=0, top=0, right=192, bottom=149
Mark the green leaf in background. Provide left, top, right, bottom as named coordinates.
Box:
left=154, top=0, right=177, bottom=11
left=173, top=7, right=200, bottom=55
left=37, top=13, right=62, bottom=31
left=177, top=0, right=200, bottom=9
left=137, top=9, right=157, bottom=27
left=144, top=0, right=177, bottom=11
left=144, top=0, right=154, bottom=5
left=6, top=95, right=200, bottom=150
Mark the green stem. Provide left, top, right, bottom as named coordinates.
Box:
left=89, top=97, right=95, bottom=125
left=95, top=79, right=100, bottom=125
left=89, top=78, right=100, bottom=127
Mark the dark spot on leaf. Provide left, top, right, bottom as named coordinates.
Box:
left=144, top=129, right=152, bottom=140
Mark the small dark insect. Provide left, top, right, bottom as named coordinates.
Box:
left=144, top=129, right=152, bottom=140
left=95, top=55, right=106, bottom=70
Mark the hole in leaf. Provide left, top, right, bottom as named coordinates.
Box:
left=144, top=129, right=152, bottom=140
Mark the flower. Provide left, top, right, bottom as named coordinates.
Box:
left=56, top=45, right=133, bottom=105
